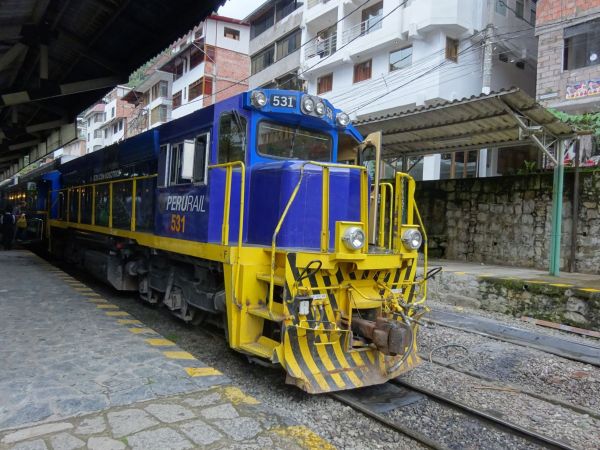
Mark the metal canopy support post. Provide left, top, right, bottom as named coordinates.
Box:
left=550, top=140, right=565, bottom=276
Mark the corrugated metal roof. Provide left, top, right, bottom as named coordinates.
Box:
left=355, top=88, right=576, bottom=158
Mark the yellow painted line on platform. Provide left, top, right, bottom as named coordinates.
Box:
left=222, top=386, right=260, bottom=405
left=549, top=283, right=574, bottom=288
left=185, top=367, right=222, bottom=377
left=580, top=288, right=600, bottom=293
left=84, top=292, right=102, bottom=297
left=117, top=319, right=142, bottom=325
left=96, top=304, right=119, bottom=309
left=106, top=311, right=129, bottom=317
left=145, top=338, right=175, bottom=347
left=454, top=271, right=468, bottom=275
left=128, top=327, right=155, bottom=334
left=477, top=273, right=493, bottom=277
left=272, top=426, right=336, bottom=450
left=88, top=298, right=108, bottom=303
left=523, top=280, right=547, bottom=284
left=164, top=351, right=196, bottom=360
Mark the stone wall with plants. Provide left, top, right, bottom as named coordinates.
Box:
left=415, top=170, right=600, bottom=274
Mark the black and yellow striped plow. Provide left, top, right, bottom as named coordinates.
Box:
left=281, top=326, right=421, bottom=394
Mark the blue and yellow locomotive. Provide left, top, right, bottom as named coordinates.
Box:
left=5, top=90, right=429, bottom=393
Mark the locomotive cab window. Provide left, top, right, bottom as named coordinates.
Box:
left=218, top=112, right=246, bottom=164
left=257, top=121, right=331, bottom=161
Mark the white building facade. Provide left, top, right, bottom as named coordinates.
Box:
left=300, top=0, right=538, bottom=179
left=247, top=0, right=304, bottom=90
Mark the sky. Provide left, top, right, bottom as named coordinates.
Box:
left=216, top=0, right=267, bottom=20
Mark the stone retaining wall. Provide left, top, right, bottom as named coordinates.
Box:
left=429, top=272, right=600, bottom=331
left=415, top=171, right=600, bottom=274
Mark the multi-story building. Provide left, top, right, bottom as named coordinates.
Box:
left=300, top=0, right=538, bottom=179
left=83, top=86, right=135, bottom=152
left=124, top=15, right=249, bottom=135
left=535, top=0, right=600, bottom=114
left=83, top=104, right=106, bottom=153
left=246, top=0, right=304, bottom=90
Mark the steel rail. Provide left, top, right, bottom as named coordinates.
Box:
left=424, top=317, right=600, bottom=368
left=328, top=392, right=449, bottom=450
left=392, top=379, right=577, bottom=450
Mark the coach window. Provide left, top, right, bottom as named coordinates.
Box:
left=218, top=112, right=246, bottom=164
left=169, top=143, right=192, bottom=185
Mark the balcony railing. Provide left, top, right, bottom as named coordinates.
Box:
left=305, top=33, right=337, bottom=59
left=307, top=0, right=331, bottom=8
left=341, top=16, right=383, bottom=45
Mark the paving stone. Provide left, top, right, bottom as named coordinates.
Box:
left=87, top=436, right=126, bottom=450
left=74, top=416, right=105, bottom=435
left=214, top=417, right=262, bottom=442
left=106, top=409, right=158, bottom=438
left=200, top=403, right=239, bottom=420
left=10, top=440, right=48, bottom=450
left=179, top=419, right=223, bottom=445
left=49, top=432, right=85, bottom=450
left=144, top=403, right=195, bottom=423
left=182, top=391, right=221, bottom=407
left=1, top=422, right=73, bottom=444
left=126, top=427, right=193, bottom=450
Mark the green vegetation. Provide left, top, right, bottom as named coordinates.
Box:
left=550, top=109, right=600, bottom=137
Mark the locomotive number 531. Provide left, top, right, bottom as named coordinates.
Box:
left=170, top=214, right=186, bottom=233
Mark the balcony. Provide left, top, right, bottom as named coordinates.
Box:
left=342, top=16, right=382, bottom=45
left=305, top=33, right=337, bottom=59
left=307, top=0, right=332, bottom=8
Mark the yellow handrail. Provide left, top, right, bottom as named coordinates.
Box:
left=208, top=161, right=246, bottom=308
left=377, top=182, right=393, bottom=248
left=268, top=161, right=367, bottom=313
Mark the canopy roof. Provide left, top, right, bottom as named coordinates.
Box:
left=355, top=88, right=576, bottom=158
left=0, top=0, right=225, bottom=179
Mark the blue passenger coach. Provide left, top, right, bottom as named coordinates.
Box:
left=25, top=89, right=429, bottom=393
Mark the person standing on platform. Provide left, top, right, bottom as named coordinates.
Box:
left=1, top=206, right=16, bottom=250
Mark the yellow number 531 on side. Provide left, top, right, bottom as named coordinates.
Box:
left=170, top=214, right=186, bottom=233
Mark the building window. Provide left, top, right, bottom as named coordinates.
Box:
left=353, top=60, right=372, bottom=83
left=94, top=130, right=102, bottom=138
left=113, top=123, right=118, bottom=134
left=206, top=45, right=216, bottom=62
left=515, top=0, right=524, bottom=18
left=276, top=72, right=303, bottom=91
left=119, top=119, right=123, bottom=131
left=151, top=80, right=168, bottom=101
left=150, top=105, right=167, bottom=125
left=224, top=27, right=240, bottom=40
left=563, top=19, right=600, bottom=70
left=389, top=46, right=412, bottom=71
left=361, top=2, right=383, bottom=33
left=317, top=73, right=333, bottom=94
left=87, top=133, right=90, bottom=141
left=446, top=37, right=459, bottom=62
left=174, top=60, right=186, bottom=80
left=250, top=8, right=274, bottom=39
left=204, top=77, right=213, bottom=96
left=87, top=118, right=91, bottom=127
left=104, top=129, right=108, bottom=138
left=276, top=29, right=301, bottom=60
left=190, top=48, right=203, bottom=69
left=495, top=0, right=506, bottom=15
left=251, top=44, right=275, bottom=75
left=276, top=0, right=297, bottom=21
left=189, top=79, right=203, bottom=101
left=173, top=91, right=182, bottom=109
left=94, top=113, right=103, bottom=123
left=530, top=9, right=536, bottom=25
left=111, top=107, right=115, bottom=118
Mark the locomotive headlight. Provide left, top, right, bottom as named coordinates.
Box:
left=336, top=112, right=350, bottom=126
left=301, top=95, right=315, bottom=113
left=251, top=90, right=267, bottom=107
left=315, top=101, right=326, bottom=116
left=402, top=229, right=423, bottom=250
left=342, top=226, right=365, bottom=250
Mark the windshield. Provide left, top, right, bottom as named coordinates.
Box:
left=257, top=121, right=332, bottom=161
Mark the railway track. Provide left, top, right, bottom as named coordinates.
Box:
left=331, top=378, right=579, bottom=450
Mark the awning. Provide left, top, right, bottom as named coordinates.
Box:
left=355, top=88, right=576, bottom=158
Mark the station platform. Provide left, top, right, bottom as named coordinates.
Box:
left=0, top=250, right=333, bottom=450
left=428, top=259, right=600, bottom=331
